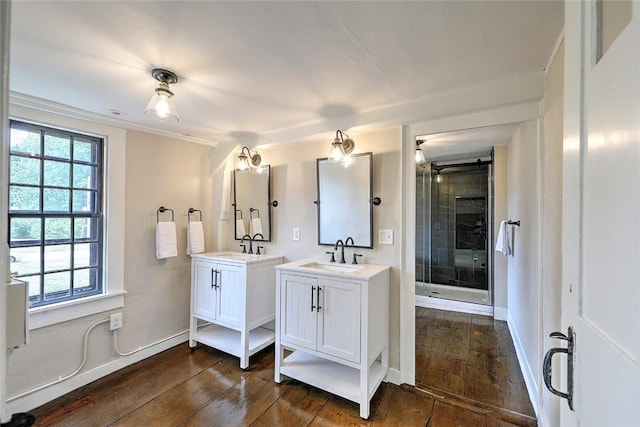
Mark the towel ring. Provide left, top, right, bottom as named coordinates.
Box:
left=157, top=206, right=174, bottom=223
left=235, top=209, right=243, bottom=219
left=188, top=208, right=202, bottom=222
left=250, top=207, right=260, bottom=218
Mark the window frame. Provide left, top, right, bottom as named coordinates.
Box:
left=8, top=104, right=126, bottom=330
left=9, top=120, right=105, bottom=307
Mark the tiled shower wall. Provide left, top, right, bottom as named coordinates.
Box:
left=416, top=165, right=489, bottom=289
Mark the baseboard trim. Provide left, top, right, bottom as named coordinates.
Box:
left=387, top=368, right=402, bottom=385
left=493, top=306, right=508, bottom=321
left=415, top=295, right=493, bottom=317
left=7, top=331, right=189, bottom=414
left=506, top=314, right=540, bottom=421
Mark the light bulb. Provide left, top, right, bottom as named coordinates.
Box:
left=328, top=141, right=345, bottom=162
left=415, top=148, right=426, bottom=165
left=237, top=154, right=250, bottom=171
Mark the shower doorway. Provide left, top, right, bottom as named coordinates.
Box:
left=415, top=157, right=493, bottom=313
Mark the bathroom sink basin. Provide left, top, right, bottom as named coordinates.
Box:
left=299, top=262, right=364, bottom=273
left=213, top=252, right=261, bottom=260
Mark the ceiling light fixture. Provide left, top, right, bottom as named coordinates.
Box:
left=144, top=68, right=179, bottom=123
left=328, top=130, right=355, bottom=166
left=434, top=169, right=443, bottom=183
left=415, top=140, right=426, bottom=165
left=237, top=146, right=262, bottom=172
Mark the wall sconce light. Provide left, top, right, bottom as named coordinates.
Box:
left=415, top=140, right=426, bottom=165
left=144, top=68, right=179, bottom=123
left=434, top=169, right=443, bottom=183
left=328, top=130, right=355, bottom=166
left=237, top=146, right=262, bottom=172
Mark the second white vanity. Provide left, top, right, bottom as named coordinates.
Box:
left=274, top=259, right=390, bottom=419
left=189, top=251, right=283, bottom=369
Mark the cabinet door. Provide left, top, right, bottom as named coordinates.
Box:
left=193, top=261, right=217, bottom=320
left=280, top=274, right=317, bottom=350
left=216, top=263, right=243, bottom=327
left=317, top=279, right=361, bottom=363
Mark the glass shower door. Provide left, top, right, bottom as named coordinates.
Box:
left=415, top=162, right=491, bottom=306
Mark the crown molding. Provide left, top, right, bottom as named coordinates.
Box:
left=9, top=92, right=217, bottom=148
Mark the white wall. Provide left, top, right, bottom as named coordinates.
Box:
left=538, top=41, right=564, bottom=427
left=507, top=119, right=541, bottom=410
left=6, top=115, right=213, bottom=412
left=505, top=40, right=564, bottom=427
left=217, top=127, right=404, bottom=369
left=120, top=130, right=213, bottom=350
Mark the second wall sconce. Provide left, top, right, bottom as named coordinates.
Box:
left=328, top=130, right=355, bottom=166
left=416, top=139, right=426, bottom=165
left=237, top=146, right=264, bottom=173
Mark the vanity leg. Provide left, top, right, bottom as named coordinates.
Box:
left=359, top=365, right=370, bottom=419
left=188, top=316, right=197, bottom=348
left=274, top=342, right=283, bottom=383
left=240, top=329, right=249, bottom=369
left=382, top=345, right=389, bottom=382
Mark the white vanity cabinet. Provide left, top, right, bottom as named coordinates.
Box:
left=189, top=252, right=283, bottom=369
left=274, top=260, right=390, bottom=419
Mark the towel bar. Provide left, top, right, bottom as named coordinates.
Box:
left=188, top=208, right=202, bottom=222
left=157, top=206, right=174, bottom=222
left=507, top=220, right=520, bottom=226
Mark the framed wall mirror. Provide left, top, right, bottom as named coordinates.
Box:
left=233, top=166, right=275, bottom=241
left=316, top=152, right=374, bottom=248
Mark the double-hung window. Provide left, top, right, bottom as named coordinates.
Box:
left=8, top=120, right=104, bottom=308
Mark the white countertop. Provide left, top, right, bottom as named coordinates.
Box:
left=191, top=251, right=283, bottom=264
left=275, top=259, right=390, bottom=280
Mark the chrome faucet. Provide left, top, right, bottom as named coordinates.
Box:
left=240, top=233, right=265, bottom=254
left=334, top=239, right=346, bottom=264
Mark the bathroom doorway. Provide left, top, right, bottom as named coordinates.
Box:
left=415, top=155, right=493, bottom=312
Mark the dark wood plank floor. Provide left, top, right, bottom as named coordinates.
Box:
left=30, top=308, right=536, bottom=427
left=415, top=307, right=536, bottom=425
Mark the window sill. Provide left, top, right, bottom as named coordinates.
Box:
left=28, top=291, right=127, bottom=330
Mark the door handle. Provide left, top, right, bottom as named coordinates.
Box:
left=543, top=326, right=575, bottom=410
left=211, top=269, right=215, bottom=288
left=311, top=286, right=316, bottom=311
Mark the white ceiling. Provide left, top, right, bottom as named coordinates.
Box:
left=418, top=122, right=521, bottom=162
left=8, top=1, right=563, bottom=149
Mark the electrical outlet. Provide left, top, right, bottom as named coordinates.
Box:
left=110, top=312, right=123, bottom=331
left=293, top=227, right=300, bottom=241
left=379, top=229, right=394, bottom=245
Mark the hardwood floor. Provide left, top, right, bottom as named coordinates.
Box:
left=30, top=308, right=536, bottom=426
left=415, top=307, right=536, bottom=426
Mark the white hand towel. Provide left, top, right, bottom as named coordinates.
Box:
left=156, top=222, right=177, bottom=259
left=251, top=217, right=263, bottom=236
left=236, top=219, right=246, bottom=237
left=495, top=221, right=512, bottom=256
left=187, top=221, right=205, bottom=256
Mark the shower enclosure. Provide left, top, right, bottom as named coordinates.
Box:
left=416, top=159, right=493, bottom=307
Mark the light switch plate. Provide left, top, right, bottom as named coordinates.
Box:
left=293, top=227, right=300, bottom=241
left=379, top=229, right=394, bottom=245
